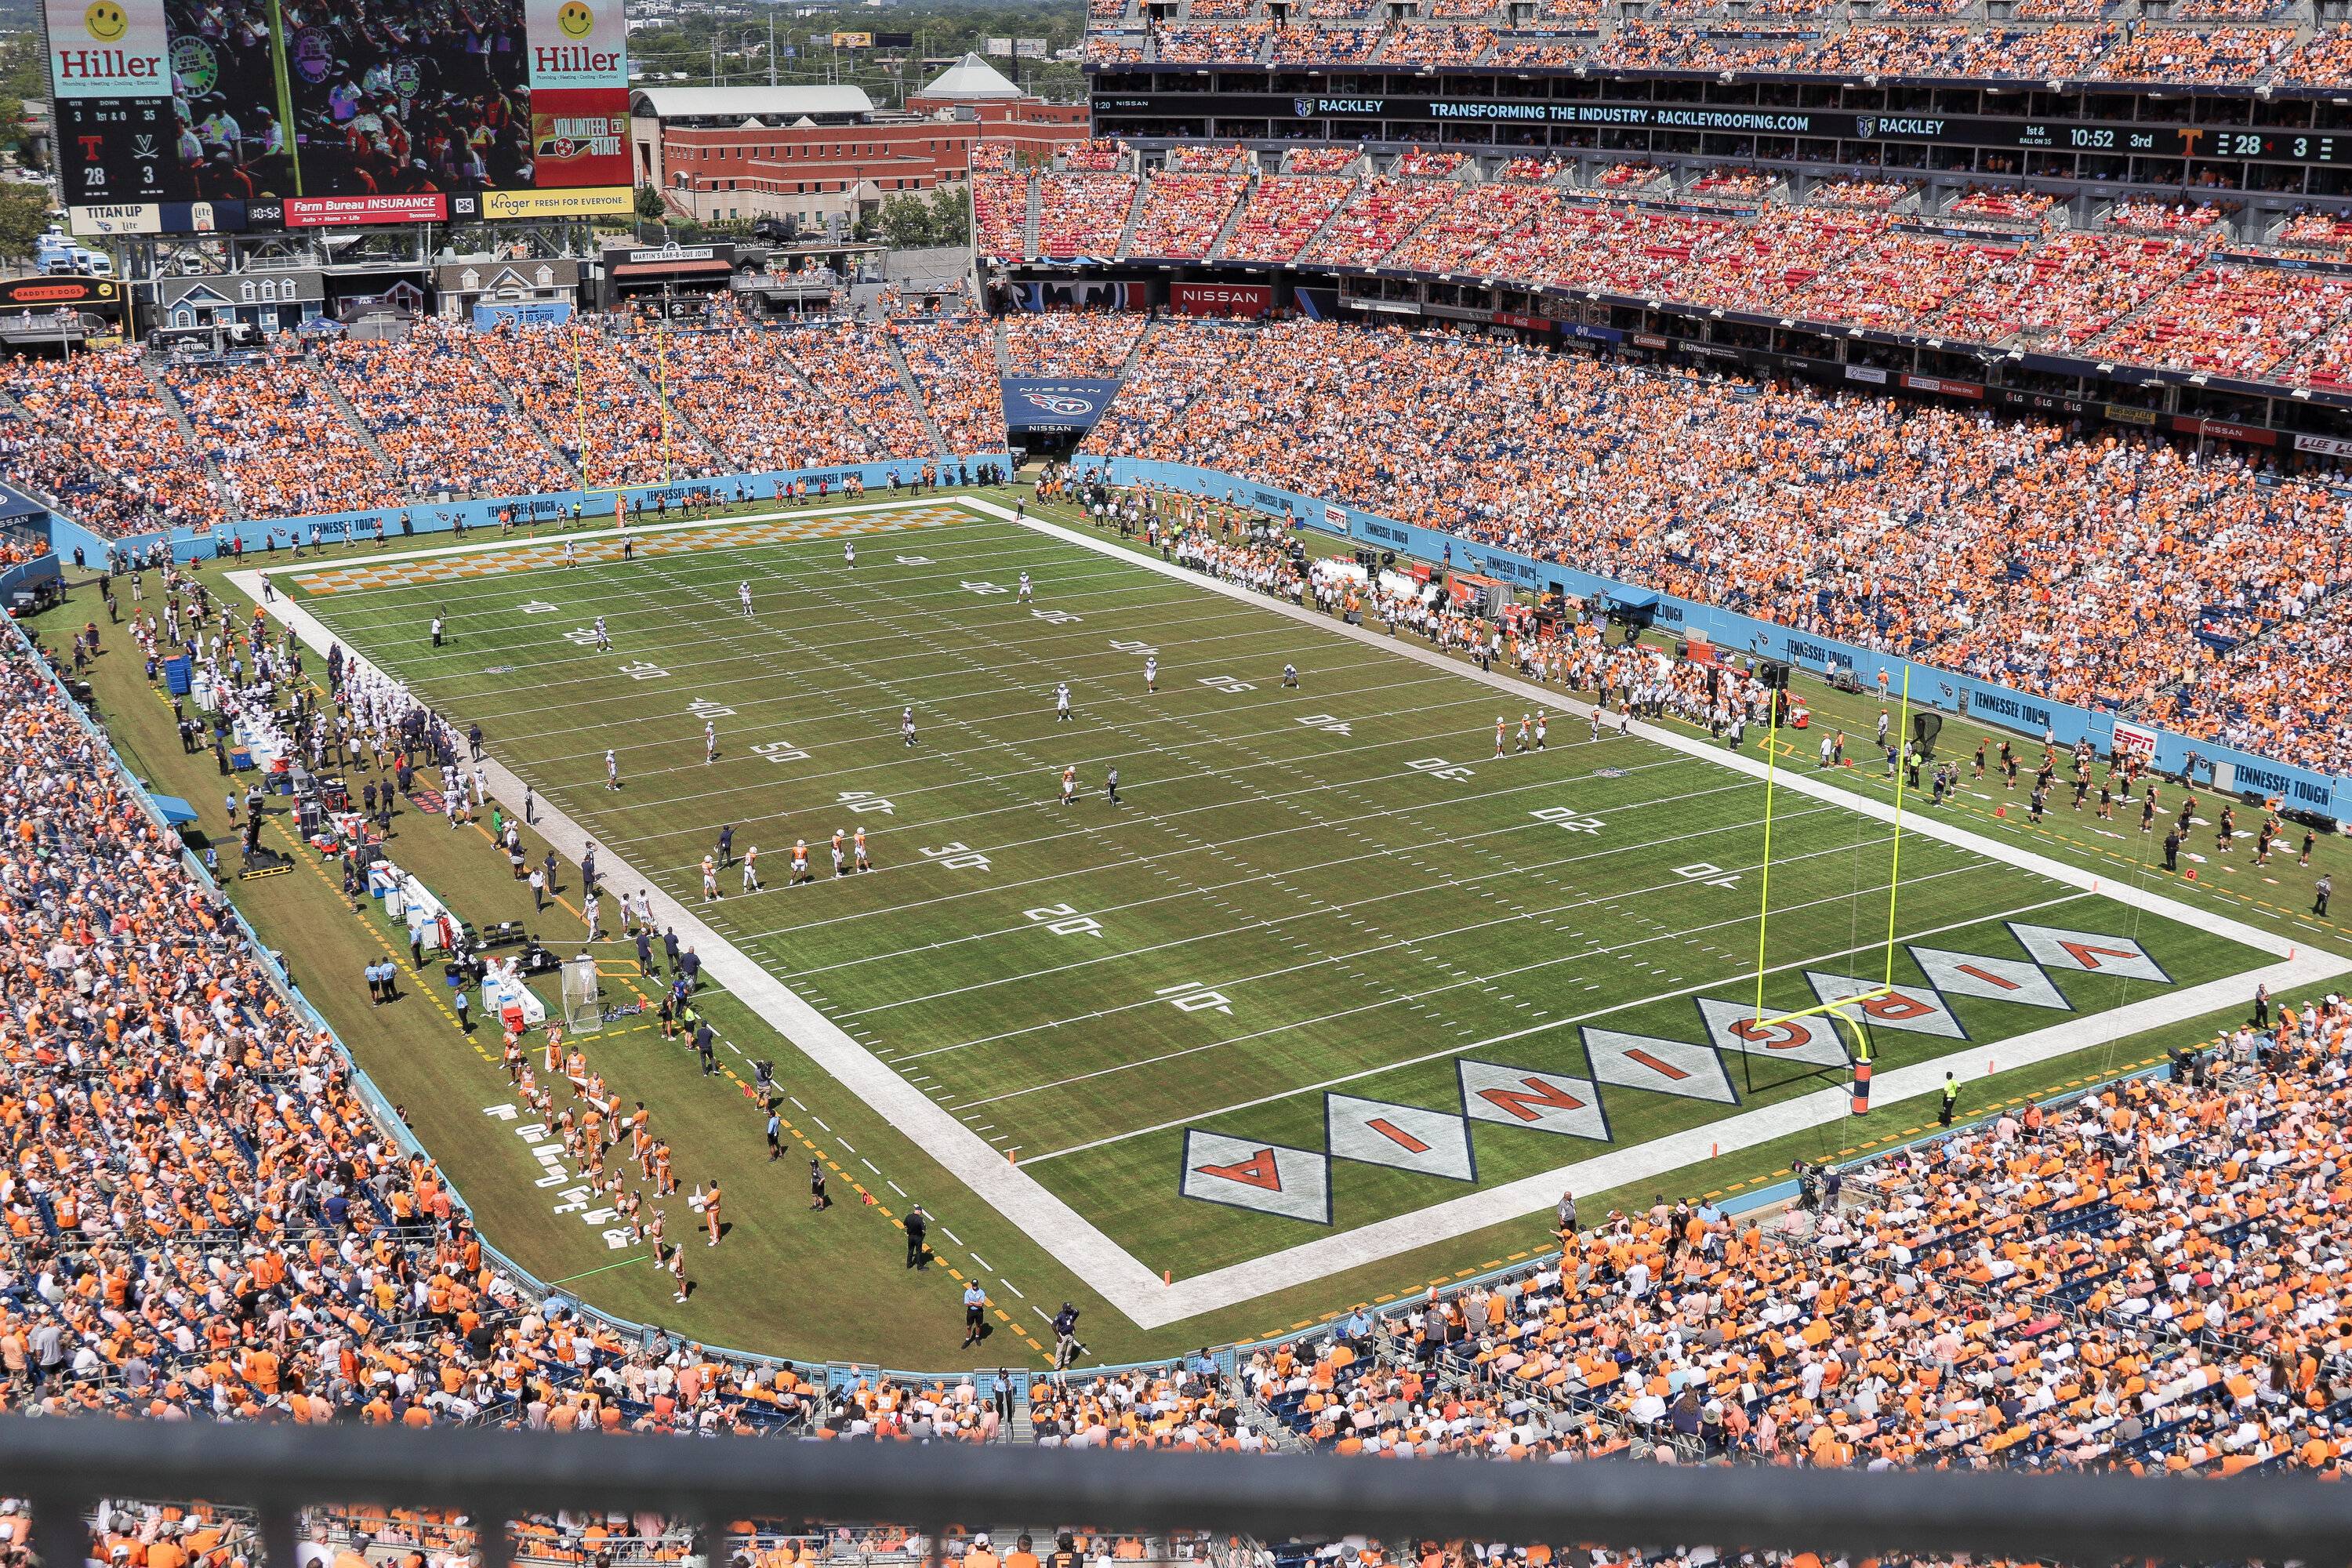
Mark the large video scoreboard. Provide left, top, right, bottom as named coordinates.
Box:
left=51, top=0, right=632, bottom=235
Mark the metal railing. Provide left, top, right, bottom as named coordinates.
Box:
left=6, top=1418, right=2351, bottom=1568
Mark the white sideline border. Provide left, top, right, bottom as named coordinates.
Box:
left=225, top=498, right=2351, bottom=1331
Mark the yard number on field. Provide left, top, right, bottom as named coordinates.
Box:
left=963, top=580, right=1008, bottom=595
left=1406, top=757, right=1475, bottom=781
left=518, top=601, right=559, bottom=615
left=1108, top=640, right=1156, bottom=655
left=618, top=661, right=667, bottom=681
left=1031, top=608, right=1082, bottom=625
left=1675, top=862, right=1742, bottom=889
left=1199, top=674, right=1254, bottom=694
left=837, top=790, right=893, bottom=815
left=896, top=555, right=934, bottom=564
left=752, top=739, right=810, bottom=764
left=1025, top=902, right=1104, bottom=938
left=921, top=842, right=992, bottom=870
left=1298, top=714, right=1352, bottom=735
left=1157, top=980, right=1232, bottom=1015
left=688, top=697, right=736, bottom=719
left=1530, top=806, right=1606, bottom=833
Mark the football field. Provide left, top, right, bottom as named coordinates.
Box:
left=253, top=497, right=2323, bottom=1327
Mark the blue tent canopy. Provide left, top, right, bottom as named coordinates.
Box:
left=151, top=794, right=199, bottom=826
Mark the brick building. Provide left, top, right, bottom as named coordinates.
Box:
left=905, top=54, right=1089, bottom=164
left=630, top=62, right=1087, bottom=230
left=633, top=85, right=977, bottom=230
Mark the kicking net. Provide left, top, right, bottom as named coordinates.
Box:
left=561, top=954, right=604, bottom=1034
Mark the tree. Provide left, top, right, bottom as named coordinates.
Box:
left=873, top=184, right=973, bottom=249
left=0, top=184, right=52, bottom=265
left=633, top=183, right=666, bottom=221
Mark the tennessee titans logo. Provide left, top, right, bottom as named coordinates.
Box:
left=1854, top=116, right=1876, bottom=140
left=1024, top=393, right=1096, bottom=416
left=1296, top=97, right=1316, bottom=117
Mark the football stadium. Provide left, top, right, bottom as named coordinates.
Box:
left=13, top=0, right=2352, bottom=1550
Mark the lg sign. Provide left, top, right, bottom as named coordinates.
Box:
left=1173, top=282, right=1272, bottom=319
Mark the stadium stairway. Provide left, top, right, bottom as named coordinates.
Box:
left=1203, top=176, right=1255, bottom=261
left=1023, top=178, right=1042, bottom=263
left=880, top=334, right=956, bottom=456
left=1119, top=318, right=1157, bottom=380
left=1297, top=175, right=1370, bottom=260
left=138, top=360, right=234, bottom=510
left=308, top=360, right=400, bottom=474
left=460, top=336, right=583, bottom=482
left=1369, top=181, right=1472, bottom=270
left=1112, top=176, right=1152, bottom=262
left=993, top=317, right=1014, bottom=378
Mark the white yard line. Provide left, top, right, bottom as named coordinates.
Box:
left=225, top=499, right=2352, bottom=1333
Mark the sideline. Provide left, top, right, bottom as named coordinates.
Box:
left=224, top=498, right=2350, bottom=1330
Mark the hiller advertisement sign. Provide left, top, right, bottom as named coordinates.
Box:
left=1171, top=281, right=1271, bottom=318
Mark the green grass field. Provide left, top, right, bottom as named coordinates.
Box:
left=268, top=497, right=2285, bottom=1290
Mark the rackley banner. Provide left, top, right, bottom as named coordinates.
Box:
left=1094, top=92, right=2352, bottom=165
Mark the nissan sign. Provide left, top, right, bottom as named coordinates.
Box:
left=1172, top=281, right=1272, bottom=318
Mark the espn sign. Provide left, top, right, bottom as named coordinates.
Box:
left=1172, top=282, right=1271, bottom=318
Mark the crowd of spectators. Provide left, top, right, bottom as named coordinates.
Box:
left=1035, top=174, right=1140, bottom=258
left=164, top=355, right=395, bottom=520
left=892, top=320, right=1008, bottom=454
left=1069, top=315, right=2352, bottom=763
left=975, top=172, right=1033, bottom=260
left=1458, top=31, right=1571, bottom=67
left=1163, top=144, right=1252, bottom=173
left=1387, top=183, right=1559, bottom=274
left=1686, top=168, right=1777, bottom=206
left=1269, top=24, right=1385, bottom=60
left=1797, top=24, right=1968, bottom=75
left=2279, top=24, right=2352, bottom=86
left=1494, top=154, right=1570, bottom=183
left=1381, top=24, right=1496, bottom=63
left=2085, top=24, right=2291, bottom=82
left=317, top=326, right=572, bottom=500
left=1591, top=161, right=1670, bottom=191
left=0, top=350, right=223, bottom=536
left=772, top=322, right=939, bottom=461
left=2095, top=260, right=2352, bottom=379
left=1808, top=177, right=1916, bottom=210
left=1586, top=25, right=1809, bottom=70
left=1061, top=140, right=1129, bottom=174
left=1224, top=174, right=1357, bottom=260
left=608, top=313, right=885, bottom=475
left=1127, top=172, right=1249, bottom=258
left=2109, top=200, right=2237, bottom=235
left=1005, top=314, right=1148, bottom=379
left=2276, top=210, right=2352, bottom=252
left=1154, top=22, right=1272, bottom=60
left=469, top=325, right=676, bottom=489
left=1284, top=147, right=1362, bottom=175
left=1392, top=148, right=1470, bottom=179
left=1305, top=177, right=1467, bottom=267
left=1943, top=186, right=2063, bottom=230
left=1944, top=26, right=2123, bottom=79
